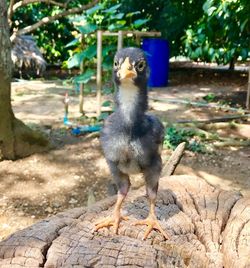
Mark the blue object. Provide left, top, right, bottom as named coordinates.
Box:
left=142, top=38, right=170, bottom=87
left=63, top=114, right=101, bottom=135
left=71, top=125, right=101, bottom=136
left=63, top=114, right=71, bottom=125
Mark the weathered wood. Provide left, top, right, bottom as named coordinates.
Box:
left=162, top=142, right=186, bottom=176
left=0, top=174, right=249, bottom=268
left=117, top=31, right=123, bottom=50
left=213, top=139, right=250, bottom=147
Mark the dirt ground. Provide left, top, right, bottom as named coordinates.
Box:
left=0, top=67, right=250, bottom=241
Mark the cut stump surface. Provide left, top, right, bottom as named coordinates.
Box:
left=0, top=175, right=249, bottom=268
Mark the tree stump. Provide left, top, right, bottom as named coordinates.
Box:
left=0, top=175, right=249, bottom=268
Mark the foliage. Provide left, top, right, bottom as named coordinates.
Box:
left=118, top=0, right=204, bottom=57
left=10, top=0, right=250, bottom=67
left=182, top=0, right=250, bottom=66
left=203, top=93, right=216, bottom=103
left=119, top=0, right=249, bottom=66
left=164, top=126, right=206, bottom=153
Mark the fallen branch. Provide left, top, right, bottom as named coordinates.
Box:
left=176, top=114, right=250, bottom=124
left=172, top=125, right=250, bottom=148
left=197, top=122, right=236, bottom=130
left=213, top=139, right=250, bottom=148
left=150, top=96, right=249, bottom=113
left=162, top=142, right=186, bottom=176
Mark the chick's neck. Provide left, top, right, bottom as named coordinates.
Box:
left=116, top=83, right=148, bottom=126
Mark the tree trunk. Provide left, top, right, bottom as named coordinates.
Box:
left=0, top=174, right=249, bottom=268
left=229, top=58, right=235, bottom=70
left=246, top=67, right=250, bottom=110
left=0, top=1, right=49, bottom=160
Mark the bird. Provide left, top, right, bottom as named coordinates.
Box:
left=94, top=47, right=169, bottom=240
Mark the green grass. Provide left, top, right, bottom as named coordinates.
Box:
left=164, top=126, right=206, bottom=153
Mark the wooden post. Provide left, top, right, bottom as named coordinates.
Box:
left=79, top=33, right=84, bottom=114
left=117, top=30, right=123, bottom=50
left=79, top=83, right=84, bottom=114
left=96, top=30, right=102, bottom=116
left=246, top=67, right=250, bottom=110
left=135, top=34, right=141, bottom=46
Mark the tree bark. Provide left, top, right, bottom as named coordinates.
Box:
left=229, top=58, right=235, bottom=70
left=0, top=174, right=249, bottom=268
left=0, top=1, right=49, bottom=160
left=246, top=67, right=250, bottom=110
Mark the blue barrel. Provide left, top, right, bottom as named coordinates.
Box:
left=142, top=38, right=169, bottom=87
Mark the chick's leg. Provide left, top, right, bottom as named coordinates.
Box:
left=134, top=198, right=169, bottom=240
left=134, top=160, right=169, bottom=240
left=95, top=163, right=130, bottom=234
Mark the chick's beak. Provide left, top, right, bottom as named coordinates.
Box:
left=117, top=57, right=136, bottom=80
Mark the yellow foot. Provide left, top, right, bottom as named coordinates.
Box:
left=133, top=217, right=170, bottom=240
left=94, top=215, right=129, bottom=234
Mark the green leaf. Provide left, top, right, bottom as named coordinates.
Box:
left=65, top=38, right=80, bottom=48
left=126, top=11, right=141, bottom=18
left=103, top=4, right=121, bottom=14
left=102, top=100, right=112, bottom=107
left=202, top=1, right=211, bottom=13
left=67, top=51, right=86, bottom=68
left=207, top=6, right=216, bottom=16
left=102, top=61, right=112, bottom=71
left=77, top=23, right=97, bottom=34
left=102, top=45, right=116, bottom=57
left=84, top=44, right=97, bottom=59
left=110, top=13, right=124, bottom=20
left=86, top=4, right=103, bottom=16
left=240, top=48, right=248, bottom=60
left=240, top=18, right=248, bottom=32
left=70, top=15, right=86, bottom=23
left=132, top=19, right=149, bottom=28
left=68, top=45, right=97, bottom=69
left=208, top=47, right=215, bottom=56
left=98, top=112, right=109, bottom=121
left=108, top=20, right=126, bottom=31
left=103, top=87, right=114, bottom=95
left=73, top=69, right=95, bottom=84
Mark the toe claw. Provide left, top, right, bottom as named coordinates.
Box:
left=122, top=215, right=129, bottom=221
left=94, top=218, right=113, bottom=231
left=133, top=218, right=169, bottom=240
left=142, top=225, right=153, bottom=240
left=94, top=214, right=128, bottom=234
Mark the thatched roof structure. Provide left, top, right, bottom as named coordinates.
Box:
left=11, top=35, right=47, bottom=76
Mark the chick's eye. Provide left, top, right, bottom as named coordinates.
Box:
left=114, top=60, right=119, bottom=69
left=137, top=61, right=146, bottom=71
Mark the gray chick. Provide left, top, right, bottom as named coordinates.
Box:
left=95, top=47, right=169, bottom=240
